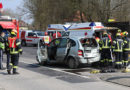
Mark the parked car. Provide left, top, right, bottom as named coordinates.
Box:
left=36, top=36, right=100, bottom=68
left=20, top=30, right=44, bottom=46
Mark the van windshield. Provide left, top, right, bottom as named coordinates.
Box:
left=80, top=38, right=97, bottom=47
left=37, top=32, right=44, bottom=36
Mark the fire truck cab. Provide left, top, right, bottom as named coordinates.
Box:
left=0, top=16, right=19, bottom=38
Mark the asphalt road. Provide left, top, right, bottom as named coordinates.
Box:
left=0, top=46, right=130, bottom=90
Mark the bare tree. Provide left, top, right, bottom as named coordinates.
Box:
left=21, top=0, right=130, bottom=30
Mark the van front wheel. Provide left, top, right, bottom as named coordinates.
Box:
left=68, top=57, right=79, bottom=69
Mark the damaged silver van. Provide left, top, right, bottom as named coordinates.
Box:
left=36, top=36, right=100, bottom=69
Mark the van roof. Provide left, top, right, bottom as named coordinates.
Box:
left=47, top=22, right=104, bottom=31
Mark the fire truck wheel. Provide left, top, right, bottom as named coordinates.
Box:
left=22, top=40, right=27, bottom=46
left=68, top=57, right=79, bottom=69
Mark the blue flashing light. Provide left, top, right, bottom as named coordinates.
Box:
left=48, top=25, right=51, bottom=28
left=89, top=22, right=96, bottom=26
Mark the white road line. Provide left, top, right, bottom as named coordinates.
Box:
left=20, top=61, right=96, bottom=80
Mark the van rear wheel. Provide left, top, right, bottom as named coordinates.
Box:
left=68, top=57, right=79, bottom=69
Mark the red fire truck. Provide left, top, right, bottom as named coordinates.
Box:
left=0, top=16, right=19, bottom=38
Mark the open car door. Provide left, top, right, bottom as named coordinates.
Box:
left=56, top=38, right=70, bottom=62
left=36, top=39, right=48, bottom=65
left=47, top=38, right=61, bottom=60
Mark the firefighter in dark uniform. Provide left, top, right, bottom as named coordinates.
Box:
left=4, top=32, right=10, bottom=71
left=7, top=30, right=22, bottom=74
left=99, top=32, right=112, bottom=68
left=122, top=31, right=130, bottom=67
left=0, top=32, right=5, bottom=70
left=113, top=33, right=124, bottom=69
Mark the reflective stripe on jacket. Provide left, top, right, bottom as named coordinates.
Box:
left=0, top=42, right=4, bottom=50
left=113, top=39, right=124, bottom=52
left=99, top=37, right=111, bottom=49
left=0, top=36, right=5, bottom=50
left=8, top=36, right=22, bottom=54
left=8, top=37, right=17, bottom=48
left=123, top=37, right=130, bottom=52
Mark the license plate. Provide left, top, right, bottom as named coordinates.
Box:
left=85, top=50, right=91, bottom=53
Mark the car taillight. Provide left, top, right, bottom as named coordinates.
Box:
left=78, top=50, right=83, bottom=56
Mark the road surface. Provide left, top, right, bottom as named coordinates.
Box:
left=0, top=46, right=130, bottom=90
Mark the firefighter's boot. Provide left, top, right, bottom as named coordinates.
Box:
left=7, top=70, right=11, bottom=74
left=7, top=63, right=13, bottom=74
left=13, top=66, right=19, bottom=75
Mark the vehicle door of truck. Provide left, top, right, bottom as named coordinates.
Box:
left=56, top=38, right=69, bottom=62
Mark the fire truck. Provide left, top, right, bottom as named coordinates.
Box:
left=0, top=16, right=19, bottom=38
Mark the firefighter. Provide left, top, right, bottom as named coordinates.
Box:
left=7, top=29, right=22, bottom=74
left=93, top=33, right=100, bottom=43
left=99, top=32, right=112, bottom=68
left=43, top=32, right=51, bottom=46
left=53, top=32, right=61, bottom=39
left=122, top=31, right=130, bottom=67
left=4, top=31, right=10, bottom=71
left=0, top=32, right=5, bottom=70
left=113, top=33, right=124, bottom=69
left=118, top=29, right=124, bottom=38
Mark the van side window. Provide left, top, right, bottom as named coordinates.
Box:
left=28, top=33, right=36, bottom=37
left=59, top=38, right=67, bottom=48
left=70, top=39, right=76, bottom=47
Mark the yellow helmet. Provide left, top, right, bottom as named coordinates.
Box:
left=116, top=33, right=121, bottom=36
left=11, top=29, right=17, bottom=36
left=118, top=29, right=122, bottom=33
left=12, top=29, right=17, bottom=33
left=11, top=31, right=16, bottom=35
left=123, top=31, right=128, bottom=36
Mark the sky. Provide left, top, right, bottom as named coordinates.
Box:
left=1, top=0, right=23, bottom=11
left=1, top=0, right=32, bottom=24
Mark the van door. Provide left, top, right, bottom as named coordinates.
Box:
left=56, top=38, right=68, bottom=62
left=26, top=32, right=37, bottom=44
